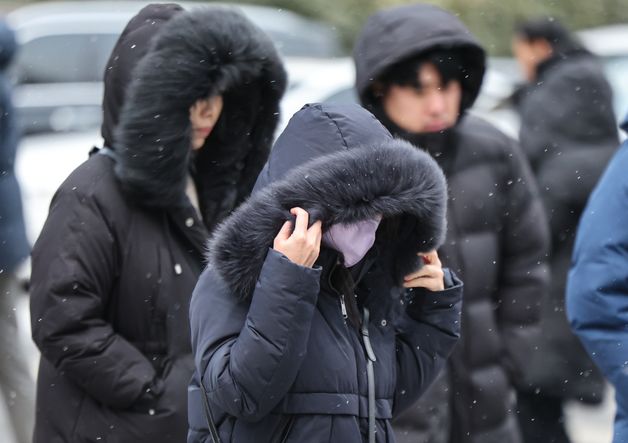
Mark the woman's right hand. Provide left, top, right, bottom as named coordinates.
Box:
left=273, top=207, right=322, bottom=267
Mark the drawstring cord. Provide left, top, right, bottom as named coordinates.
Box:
left=361, top=307, right=377, bottom=443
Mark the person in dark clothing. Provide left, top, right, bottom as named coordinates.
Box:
left=353, top=4, right=549, bottom=443
left=567, top=114, right=628, bottom=443
left=0, top=19, right=35, bottom=443
left=29, top=4, right=286, bottom=443
left=512, top=17, right=618, bottom=443
left=187, top=102, right=464, bottom=443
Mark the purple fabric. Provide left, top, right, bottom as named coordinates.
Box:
left=322, top=217, right=381, bottom=267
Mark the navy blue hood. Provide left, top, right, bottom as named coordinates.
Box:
left=252, top=102, right=395, bottom=191
left=208, top=103, right=449, bottom=299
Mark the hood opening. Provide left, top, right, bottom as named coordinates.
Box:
left=354, top=4, right=486, bottom=123
left=108, top=6, right=286, bottom=220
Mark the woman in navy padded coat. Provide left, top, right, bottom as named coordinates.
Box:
left=188, top=103, right=463, bottom=443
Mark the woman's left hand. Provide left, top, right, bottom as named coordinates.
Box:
left=403, top=250, right=445, bottom=291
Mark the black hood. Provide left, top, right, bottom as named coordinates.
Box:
left=101, top=3, right=183, bottom=149
left=535, top=48, right=592, bottom=79
left=208, top=103, right=448, bottom=300
left=353, top=3, right=486, bottom=115
left=110, top=6, right=287, bottom=212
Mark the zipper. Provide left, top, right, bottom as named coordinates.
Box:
left=339, top=294, right=348, bottom=320
left=327, top=257, right=349, bottom=324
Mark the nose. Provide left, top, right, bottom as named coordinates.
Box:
left=199, top=111, right=215, bottom=126
left=426, top=89, right=447, bottom=116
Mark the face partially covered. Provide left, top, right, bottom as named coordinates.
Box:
left=323, top=216, right=382, bottom=267
left=189, top=95, right=224, bottom=150
left=382, top=62, right=462, bottom=134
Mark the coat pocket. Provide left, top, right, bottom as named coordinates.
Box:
left=72, top=394, right=108, bottom=442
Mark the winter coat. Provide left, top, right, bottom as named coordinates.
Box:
left=354, top=5, right=549, bottom=442
left=29, top=5, right=285, bottom=443
left=515, top=50, right=618, bottom=403
left=0, top=20, right=29, bottom=273
left=567, top=117, right=628, bottom=443
left=187, top=103, right=464, bottom=443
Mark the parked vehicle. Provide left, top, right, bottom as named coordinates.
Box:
left=6, top=1, right=343, bottom=135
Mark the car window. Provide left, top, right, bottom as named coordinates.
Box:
left=13, top=33, right=119, bottom=84
left=269, top=30, right=342, bottom=58
left=322, top=87, right=358, bottom=105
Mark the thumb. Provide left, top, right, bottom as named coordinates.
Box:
left=275, top=220, right=293, bottom=241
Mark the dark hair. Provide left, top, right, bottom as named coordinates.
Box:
left=515, top=17, right=585, bottom=55
left=378, top=49, right=465, bottom=91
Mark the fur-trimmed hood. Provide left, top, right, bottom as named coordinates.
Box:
left=101, top=3, right=183, bottom=149
left=110, top=5, right=287, bottom=222
left=208, top=103, right=448, bottom=300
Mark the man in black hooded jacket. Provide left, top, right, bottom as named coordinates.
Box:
left=354, top=4, right=549, bottom=443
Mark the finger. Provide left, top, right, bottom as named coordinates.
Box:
left=275, top=220, right=293, bottom=241
left=403, top=276, right=442, bottom=291
left=311, top=221, right=323, bottom=249
left=418, top=250, right=440, bottom=266
left=290, top=207, right=309, bottom=235
left=430, top=251, right=442, bottom=267
left=308, top=220, right=322, bottom=236
left=404, top=264, right=438, bottom=281
left=403, top=276, right=430, bottom=288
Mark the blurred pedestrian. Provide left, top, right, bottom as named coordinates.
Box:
left=353, top=4, right=549, bottom=443
left=0, top=18, right=35, bottom=443
left=566, top=114, right=628, bottom=443
left=512, top=16, right=618, bottom=443
left=188, top=103, right=463, bottom=442
left=29, top=4, right=286, bottom=443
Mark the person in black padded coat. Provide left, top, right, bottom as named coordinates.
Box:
left=29, top=4, right=286, bottom=442
left=188, top=103, right=463, bottom=443
left=353, top=4, right=550, bottom=442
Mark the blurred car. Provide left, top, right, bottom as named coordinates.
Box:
left=16, top=130, right=103, bottom=244
left=279, top=57, right=356, bottom=127
left=6, top=1, right=344, bottom=135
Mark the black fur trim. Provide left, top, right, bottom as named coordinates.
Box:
left=208, top=139, right=448, bottom=300
left=113, top=7, right=286, bottom=210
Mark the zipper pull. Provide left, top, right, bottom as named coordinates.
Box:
left=340, top=294, right=348, bottom=320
